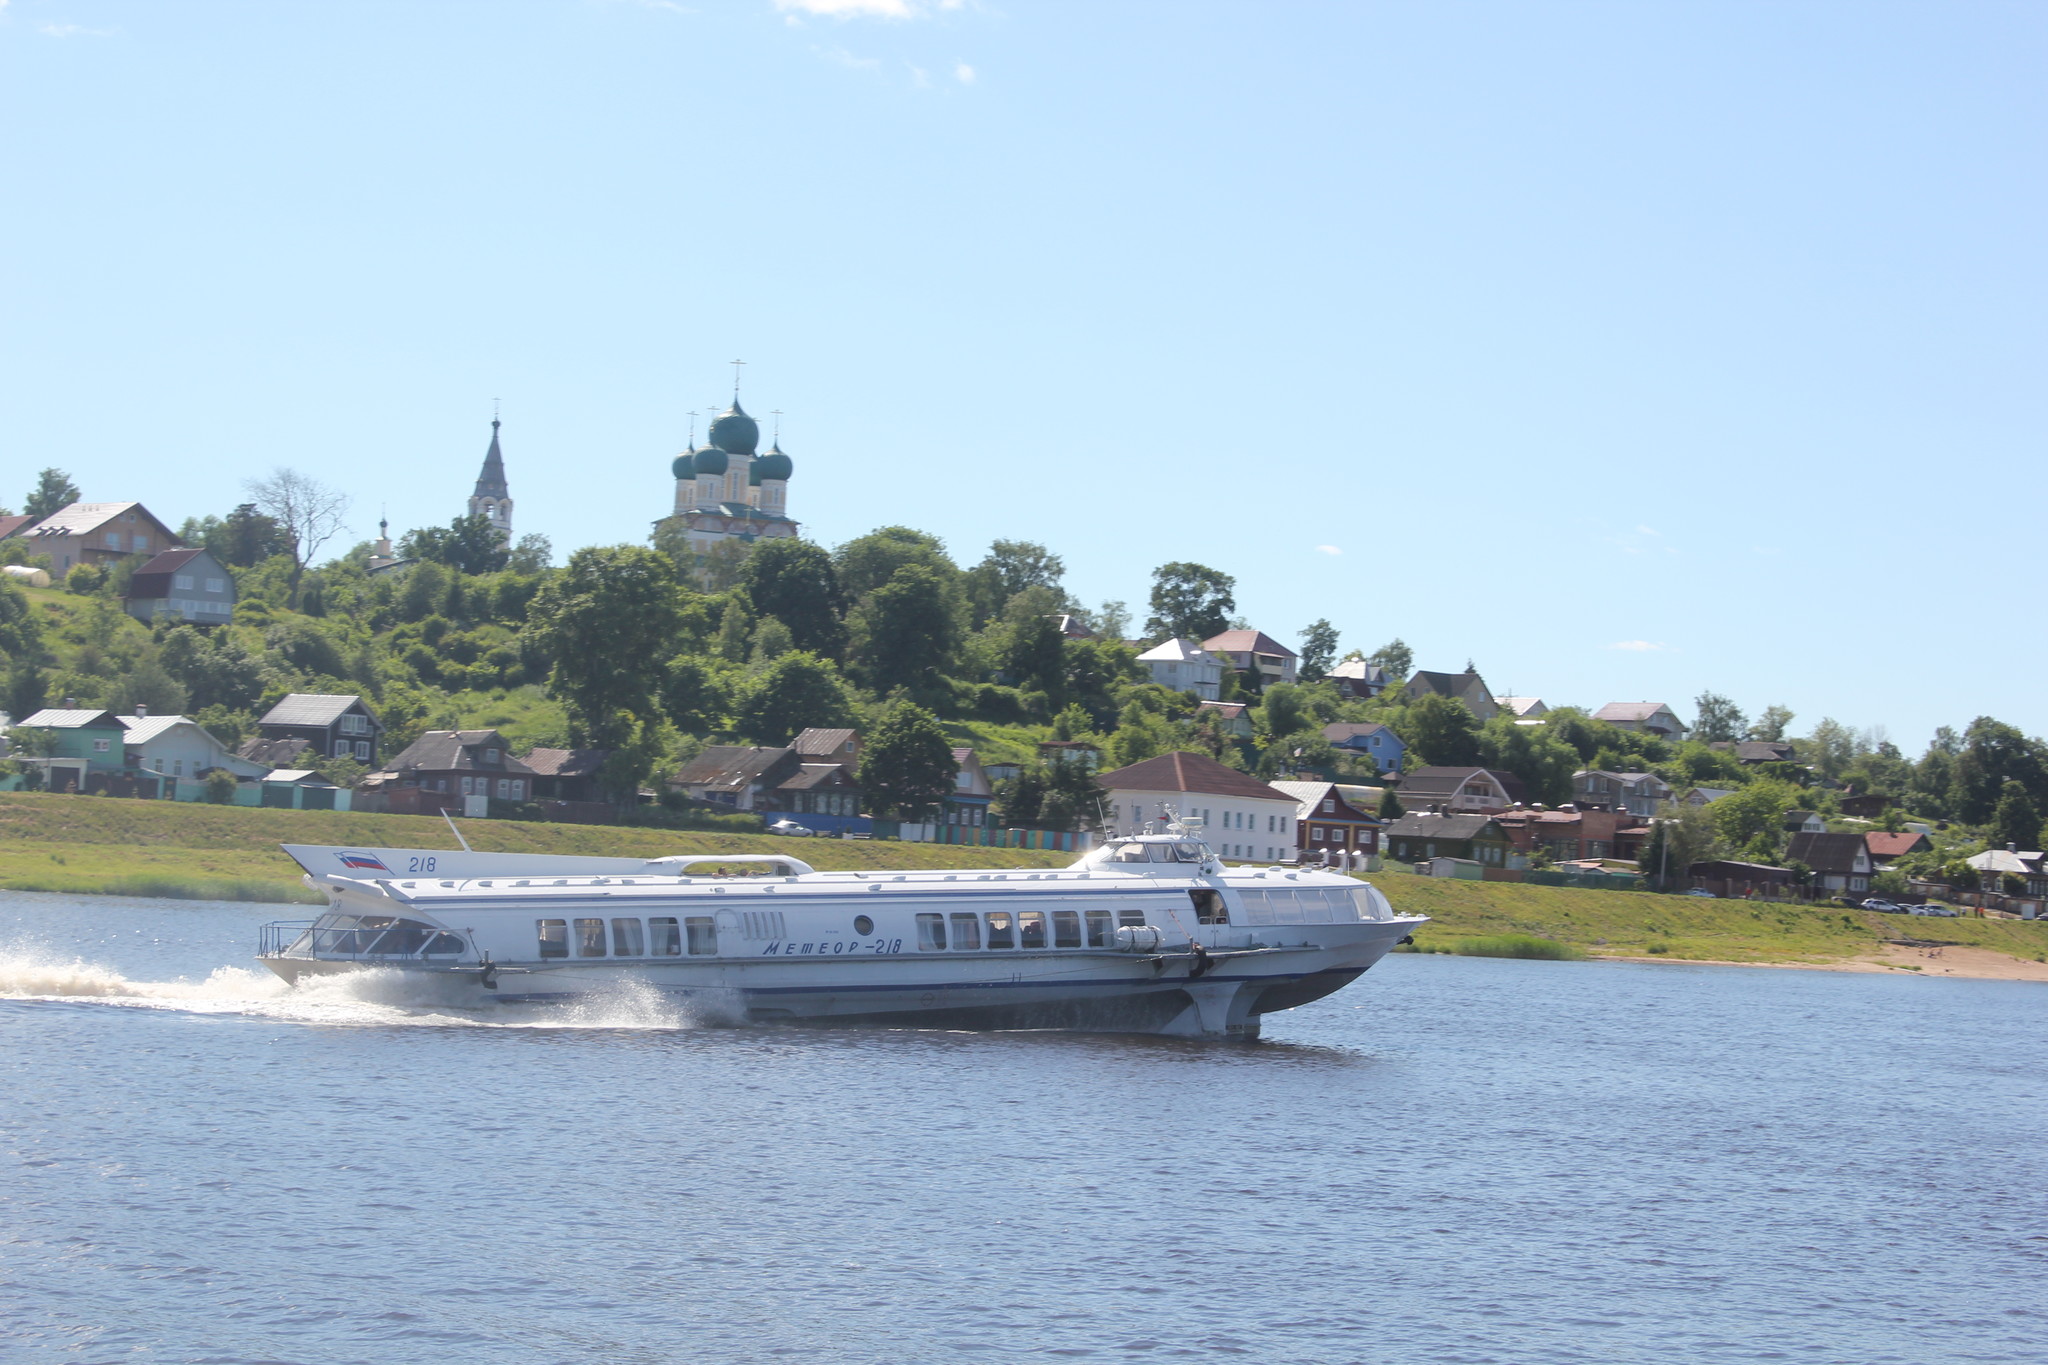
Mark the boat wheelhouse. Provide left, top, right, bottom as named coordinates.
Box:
left=260, top=829, right=1425, bottom=1039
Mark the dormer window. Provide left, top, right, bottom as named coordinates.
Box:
left=485, top=749, right=500, bottom=765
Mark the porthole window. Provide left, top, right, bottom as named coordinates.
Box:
left=853, top=914, right=875, bottom=936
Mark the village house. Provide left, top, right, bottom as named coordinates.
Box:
left=945, top=748, right=996, bottom=830
left=1594, top=701, right=1690, bottom=743
left=1269, top=780, right=1381, bottom=861
left=1681, top=786, right=1737, bottom=806
left=1710, top=739, right=1797, bottom=766
left=521, top=747, right=612, bottom=803
left=1327, top=657, right=1388, bottom=700
left=246, top=694, right=385, bottom=768
left=1686, top=859, right=1798, bottom=899
left=1200, top=630, right=1299, bottom=688
left=1396, top=766, right=1522, bottom=813
left=1096, top=750, right=1298, bottom=864
left=11, top=708, right=152, bottom=795
left=2, top=502, right=182, bottom=579
left=1571, top=769, right=1673, bottom=818
left=1383, top=812, right=1514, bottom=868
left=256, top=769, right=350, bottom=811
left=1495, top=697, right=1549, bottom=722
left=794, top=727, right=861, bottom=773
left=120, top=710, right=269, bottom=798
left=1493, top=805, right=1648, bottom=864
left=1783, top=810, right=1828, bottom=835
left=1038, top=739, right=1101, bottom=768
left=1136, top=637, right=1226, bottom=699
left=1786, top=831, right=1873, bottom=895
left=1320, top=721, right=1405, bottom=775
left=122, top=547, right=237, bottom=626
left=671, top=743, right=864, bottom=832
left=1403, top=666, right=1497, bottom=721
left=366, top=729, right=535, bottom=815
left=1196, top=700, right=1254, bottom=739
left=1837, top=791, right=1892, bottom=820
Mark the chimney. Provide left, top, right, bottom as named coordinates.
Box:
left=2009, top=842, right=2018, bottom=854
left=135, top=704, right=148, bottom=718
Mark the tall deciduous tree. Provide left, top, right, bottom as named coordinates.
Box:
left=23, top=468, right=79, bottom=519
left=1298, top=619, right=1339, bottom=682
left=852, top=564, right=960, bottom=693
left=1477, top=714, right=1579, bottom=805
left=1368, top=637, right=1414, bottom=681
left=522, top=545, right=685, bottom=746
left=732, top=651, right=854, bottom=745
left=833, top=526, right=956, bottom=600
left=1144, top=562, right=1234, bottom=643
left=1749, top=704, right=1796, bottom=742
left=739, top=538, right=845, bottom=658
left=966, top=539, right=1065, bottom=625
left=857, top=700, right=957, bottom=821
left=1692, top=691, right=1747, bottom=744
left=1953, top=717, right=2048, bottom=825
left=401, top=512, right=510, bottom=576
left=1709, top=778, right=1800, bottom=856
left=1990, top=779, right=2039, bottom=852
left=1403, top=694, right=1482, bottom=767
left=245, top=468, right=350, bottom=607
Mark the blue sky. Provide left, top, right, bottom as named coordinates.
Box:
left=3, top=0, right=2042, bottom=750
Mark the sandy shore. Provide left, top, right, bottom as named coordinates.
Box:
left=1600, top=944, right=2048, bottom=982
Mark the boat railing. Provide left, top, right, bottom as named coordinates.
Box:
left=258, top=919, right=466, bottom=961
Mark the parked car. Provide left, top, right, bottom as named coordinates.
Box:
left=1683, top=888, right=1717, bottom=898
left=1911, top=903, right=1960, bottom=917
left=767, top=819, right=814, bottom=837
left=1860, top=898, right=1904, bottom=913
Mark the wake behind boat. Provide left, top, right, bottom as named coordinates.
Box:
left=260, top=827, right=1426, bottom=1039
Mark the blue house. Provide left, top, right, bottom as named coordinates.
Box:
left=1322, top=721, right=1405, bottom=775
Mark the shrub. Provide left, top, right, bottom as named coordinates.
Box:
left=203, top=770, right=238, bottom=804
left=1446, top=933, right=1584, bottom=961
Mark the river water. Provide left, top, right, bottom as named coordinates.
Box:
left=2, top=888, right=2041, bottom=1364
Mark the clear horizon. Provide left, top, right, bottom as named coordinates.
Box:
left=3, top=0, right=2041, bottom=751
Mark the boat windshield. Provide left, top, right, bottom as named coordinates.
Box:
left=1107, top=840, right=1204, bottom=864
left=301, top=912, right=466, bottom=958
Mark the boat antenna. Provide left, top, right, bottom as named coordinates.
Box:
left=442, top=808, right=473, bottom=852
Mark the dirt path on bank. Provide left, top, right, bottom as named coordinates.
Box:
left=1599, top=944, right=2048, bottom=981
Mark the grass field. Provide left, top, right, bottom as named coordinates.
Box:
left=0, top=792, right=1072, bottom=903
left=1373, top=871, right=2048, bottom=965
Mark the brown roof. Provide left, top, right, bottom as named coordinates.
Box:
left=0, top=514, right=37, bottom=540
left=522, top=747, right=609, bottom=778
left=382, top=729, right=535, bottom=776
left=780, top=763, right=854, bottom=791
left=674, top=745, right=797, bottom=792
left=1865, top=831, right=1931, bottom=859
left=1201, top=629, right=1296, bottom=658
left=1787, top=831, right=1869, bottom=875
left=1096, top=750, right=1291, bottom=802
left=127, top=548, right=216, bottom=599
left=794, top=728, right=857, bottom=756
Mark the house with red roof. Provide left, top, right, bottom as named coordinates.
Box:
left=1865, top=830, right=1932, bottom=865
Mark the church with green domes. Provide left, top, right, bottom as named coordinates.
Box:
left=659, top=398, right=797, bottom=555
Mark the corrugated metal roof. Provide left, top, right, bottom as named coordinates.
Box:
left=18, top=708, right=121, bottom=728
left=259, top=694, right=369, bottom=728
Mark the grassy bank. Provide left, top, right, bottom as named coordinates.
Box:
left=1375, top=873, right=2048, bottom=967
left=0, top=792, right=1072, bottom=904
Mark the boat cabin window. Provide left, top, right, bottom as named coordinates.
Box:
left=424, top=932, right=465, bottom=955
left=1018, top=911, right=1047, bottom=949
left=1117, top=908, right=1146, bottom=929
left=538, top=919, right=568, bottom=958
left=1110, top=842, right=1151, bottom=863
left=611, top=918, right=645, bottom=957
left=685, top=916, right=717, bottom=955
left=1052, top=910, right=1081, bottom=948
left=949, top=912, right=981, bottom=950
left=1085, top=909, right=1113, bottom=947
left=575, top=918, right=607, bottom=957
left=1189, top=889, right=1229, bottom=925
left=649, top=917, right=682, bottom=956
left=916, top=913, right=947, bottom=951
left=986, top=910, right=1016, bottom=949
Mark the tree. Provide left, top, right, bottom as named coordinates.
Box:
left=1477, top=714, right=1578, bottom=805
left=0, top=577, right=43, bottom=661
left=1403, top=694, right=1481, bottom=767
left=1749, top=704, right=1796, bottom=742
left=401, top=512, right=510, bottom=575
left=660, top=655, right=732, bottom=736
left=23, top=468, right=79, bottom=519
left=504, top=533, right=553, bottom=575
left=1094, top=600, right=1131, bottom=642
left=1639, top=804, right=1719, bottom=891
left=1693, top=691, right=1747, bottom=745
left=833, top=526, right=956, bottom=600
left=1298, top=619, right=1339, bottom=682
left=851, top=564, right=960, bottom=693
left=966, top=539, right=1064, bottom=625
left=1001, top=609, right=1066, bottom=701
left=1803, top=717, right=1860, bottom=782
left=1144, top=562, right=1234, bottom=643
left=739, top=538, right=845, bottom=658
left=1990, top=779, right=2039, bottom=853
left=522, top=545, right=685, bottom=747
left=1709, top=778, right=1799, bottom=856
left=1952, top=717, right=2048, bottom=825
left=203, top=769, right=239, bottom=804
left=1260, top=683, right=1309, bottom=740
left=245, top=468, right=350, bottom=607
left=732, top=651, right=854, bottom=745
left=1377, top=786, right=1403, bottom=820
left=1368, top=638, right=1413, bottom=681
left=858, top=701, right=957, bottom=820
